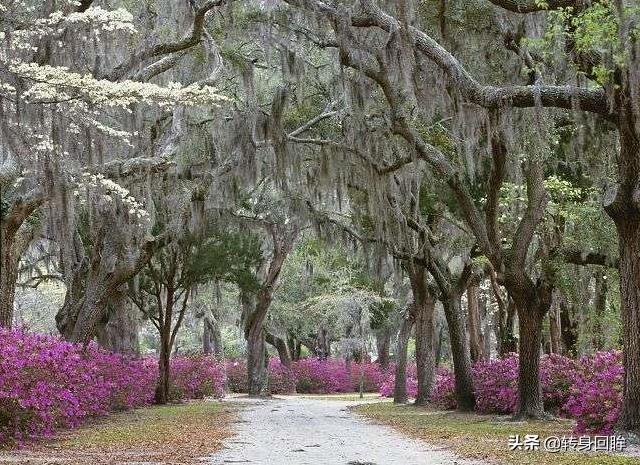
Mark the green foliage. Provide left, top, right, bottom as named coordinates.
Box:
left=186, top=231, right=263, bottom=291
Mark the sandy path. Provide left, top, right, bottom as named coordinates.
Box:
left=207, top=395, right=484, bottom=465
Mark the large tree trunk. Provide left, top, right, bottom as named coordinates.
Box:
left=393, top=309, right=414, bottom=404
left=0, top=219, right=38, bottom=327
left=410, top=267, right=436, bottom=406
left=442, top=294, right=475, bottom=411
left=466, top=277, right=486, bottom=362
left=96, top=293, right=139, bottom=355
left=514, top=305, right=546, bottom=419
left=241, top=292, right=269, bottom=397
left=603, top=100, right=640, bottom=432
left=616, top=222, right=640, bottom=432
left=247, top=320, right=268, bottom=396
left=0, top=230, right=19, bottom=327
left=375, top=327, right=391, bottom=370
left=57, top=278, right=119, bottom=343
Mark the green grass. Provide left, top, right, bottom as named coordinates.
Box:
left=355, top=402, right=640, bottom=465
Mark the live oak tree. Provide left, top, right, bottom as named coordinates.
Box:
left=0, top=0, right=229, bottom=334
left=278, top=0, right=637, bottom=424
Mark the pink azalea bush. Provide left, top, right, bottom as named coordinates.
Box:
left=377, top=351, right=624, bottom=435
left=378, top=363, right=417, bottom=398
left=0, top=328, right=226, bottom=448
left=472, top=354, right=519, bottom=414
left=564, top=351, right=623, bottom=434
left=225, top=358, right=385, bottom=394
left=267, top=359, right=297, bottom=394
left=169, top=356, right=226, bottom=400
left=225, top=359, right=248, bottom=393
left=430, top=367, right=457, bottom=410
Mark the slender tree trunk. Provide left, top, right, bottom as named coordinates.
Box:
left=410, top=267, right=436, bottom=406
left=592, top=271, right=607, bottom=351
left=375, top=328, right=391, bottom=370
left=203, top=317, right=213, bottom=355
left=514, top=305, right=546, bottom=419
left=559, top=298, right=578, bottom=356
left=497, top=298, right=518, bottom=356
left=393, top=310, right=414, bottom=404
left=549, top=302, right=562, bottom=355
left=466, top=278, right=485, bottom=362
left=434, top=322, right=444, bottom=367
left=442, top=294, right=475, bottom=411
left=155, top=326, right=171, bottom=404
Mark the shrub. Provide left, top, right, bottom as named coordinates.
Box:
left=430, top=368, right=457, bottom=410
left=267, top=359, right=297, bottom=394
left=564, top=351, right=623, bottom=434
left=378, top=363, right=417, bottom=399
left=292, top=358, right=351, bottom=393
left=376, top=351, right=623, bottom=435
left=0, top=328, right=226, bottom=448
left=224, top=359, right=248, bottom=393
left=170, top=356, right=226, bottom=400
left=472, top=354, right=519, bottom=414
left=540, top=353, right=579, bottom=414
left=348, top=361, right=387, bottom=393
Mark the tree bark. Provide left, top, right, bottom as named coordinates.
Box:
left=549, top=292, right=562, bottom=355
left=393, top=309, right=415, bottom=404
left=375, top=327, right=391, bottom=370
left=616, top=222, right=640, bottom=432
left=155, top=331, right=171, bottom=404
left=592, top=270, right=607, bottom=351
left=497, top=298, right=518, bottom=356
left=559, top=297, right=578, bottom=356
left=442, top=294, right=476, bottom=411
left=315, top=327, right=331, bottom=359
left=514, top=305, right=546, bottom=419
left=0, top=203, right=41, bottom=327
left=203, top=315, right=223, bottom=357
left=266, top=332, right=292, bottom=367
left=410, top=267, right=436, bottom=406
left=466, top=277, right=486, bottom=362
left=96, top=293, right=140, bottom=355
left=0, top=230, right=20, bottom=327
left=602, top=94, right=640, bottom=432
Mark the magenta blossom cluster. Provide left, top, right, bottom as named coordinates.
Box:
left=383, top=351, right=623, bottom=435
left=225, top=358, right=386, bottom=394
left=564, top=351, right=623, bottom=434
left=170, top=355, right=226, bottom=400
left=0, top=328, right=226, bottom=447
left=378, top=364, right=417, bottom=398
